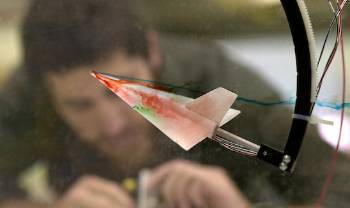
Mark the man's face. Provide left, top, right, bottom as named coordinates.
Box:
left=46, top=52, right=155, bottom=164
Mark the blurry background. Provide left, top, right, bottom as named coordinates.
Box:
left=0, top=0, right=349, bottom=150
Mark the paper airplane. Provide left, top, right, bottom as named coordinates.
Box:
left=91, top=71, right=241, bottom=150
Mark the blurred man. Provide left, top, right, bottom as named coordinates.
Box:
left=0, top=0, right=250, bottom=207
left=0, top=0, right=349, bottom=207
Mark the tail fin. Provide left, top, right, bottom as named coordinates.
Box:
left=186, top=87, right=240, bottom=126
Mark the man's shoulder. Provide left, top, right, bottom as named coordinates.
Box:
left=158, top=34, right=278, bottom=98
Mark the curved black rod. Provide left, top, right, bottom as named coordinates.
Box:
left=257, top=0, right=313, bottom=172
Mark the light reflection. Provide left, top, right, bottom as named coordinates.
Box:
left=317, top=111, right=350, bottom=154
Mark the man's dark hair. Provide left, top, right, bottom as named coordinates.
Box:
left=22, top=0, right=148, bottom=75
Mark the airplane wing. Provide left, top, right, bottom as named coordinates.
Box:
left=92, top=72, right=240, bottom=150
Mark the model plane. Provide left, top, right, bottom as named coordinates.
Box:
left=91, top=71, right=245, bottom=151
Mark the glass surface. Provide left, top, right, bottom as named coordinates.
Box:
left=0, top=0, right=349, bottom=207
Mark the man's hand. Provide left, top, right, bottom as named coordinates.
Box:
left=148, top=160, right=251, bottom=208
left=53, top=175, right=135, bottom=208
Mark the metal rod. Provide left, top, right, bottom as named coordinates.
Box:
left=214, top=128, right=261, bottom=153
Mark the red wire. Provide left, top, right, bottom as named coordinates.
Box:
left=316, top=8, right=341, bottom=93
left=315, top=0, right=347, bottom=206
